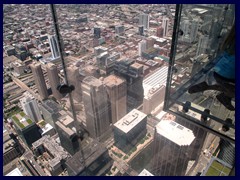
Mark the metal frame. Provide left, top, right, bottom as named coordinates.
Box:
left=163, top=4, right=235, bottom=144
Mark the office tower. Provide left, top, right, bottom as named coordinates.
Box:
left=81, top=76, right=111, bottom=139
left=181, top=20, right=190, bottom=42
left=209, top=19, right=222, bottom=51
left=190, top=20, right=198, bottom=43
left=93, top=27, right=101, bottom=39
left=139, top=25, right=144, bottom=36
left=143, top=66, right=168, bottom=114
left=114, top=59, right=144, bottom=111
left=138, top=40, right=147, bottom=57
left=66, top=65, right=82, bottom=102
left=162, top=16, right=169, bottom=37
left=11, top=112, right=41, bottom=147
left=156, top=27, right=164, bottom=38
left=32, top=135, right=69, bottom=176
left=151, top=120, right=195, bottom=176
left=30, top=62, right=48, bottom=100
left=103, top=74, right=127, bottom=124
left=48, top=35, right=60, bottom=59
left=146, top=37, right=155, bottom=49
left=39, top=99, right=61, bottom=128
left=20, top=92, right=42, bottom=122
left=66, top=140, right=113, bottom=176
left=139, top=14, right=149, bottom=29
left=46, top=63, right=63, bottom=100
left=55, top=115, right=80, bottom=155
left=96, top=51, right=109, bottom=67
left=196, top=35, right=209, bottom=56
left=115, top=25, right=125, bottom=35
left=113, top=109, right=147, bottom=153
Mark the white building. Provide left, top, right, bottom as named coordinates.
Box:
left=48, top=35, right=60, bottom=59
left=138, top=40, right=147, bottom=57
left=20, top=92, right=42, bottom=122
left=139, top=14, right=149, bottom=29
left=162, top=16, right=169, bottom=37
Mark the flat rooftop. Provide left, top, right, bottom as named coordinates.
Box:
left=82, top=76, right=102, bottom=87
left=11, top=112, right=34, bottom=129
left=103, top=74, right=125, bottom=87
left=138, top=169, right=154, bottom=176
left=143, top=66, right=168, bottom=97
left=114, top=109, right=147, bottom=134
left=156, top=120, right=195, bottom=146
left=6, top=168, right=23, bottom=176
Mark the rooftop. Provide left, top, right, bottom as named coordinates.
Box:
left=6, top=168, right=23, bottom=176
left=138, top=169, right=154, bottom=176
left=103, top=74, right=125, bottom=87
left=11, top=112, right=34, bottom=129
left=114, top=109, right=147, bottom=133
left=156, top=120, right=195, bottom=146
left=143, top=66, right=168, bottom=97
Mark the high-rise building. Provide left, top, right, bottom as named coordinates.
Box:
left=138, top=40, right=147, bottom=57
left=81, top=76, right=111, bottom=139
left=156, top=27, right=164, bottom=38
left=114, top=59, right=144, bottom=111
left=139, top=25, right=144, bottom=36
left=66, top=65, right=82, bottom=102
left=48, top=35, right=60, bottom=59
left=139, top=14, right=149, bottom=29
left=46, top=63, right=63, bottom=100
left=146, top=37, right=155, bottom=49
left=103, top=74, right=127, bottom=124
left=55, top=115, right=80, bottom=156
left=196, top=35, right=209, bottom=56
left=151, top=120, right=195, bottom=176
left=30, top=62, right=48, bottom=100
left=143, top=66, right=168, bottom=114
left=11, top=112, right=42, bottom=147
left=39, top=99, right=61, bottom=128
left=93, top=27, right=101, bottom=39
left=162, top=16, right=169, bottom=37
left=190, top=20, right=199, bottom=43
left=113, top=109, right=147, bottom=153
left=20, top=92, right=42, bottom=122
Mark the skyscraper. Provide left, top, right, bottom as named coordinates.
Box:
left=55, top=115, right=80, bottom=156
left=138, top=40, right=147, bottom=57
left=66, top=65, right=82, bottom=102
left=93, top=27, right=101, bottom=39
left=20, top=92, right=42, bottom=122
left=162, top=16, right=169, bottom=37
left=81, top=76, right=111, bottom=139
left=189, top=20, right=199, bottom=43
left=48, top=35, right=60, bottom=59
left=156, top=27, right=164, bottom=38
left=151, top=120, right=195, bottom=176
left=103, top=74, right=127, bottom=124
left=139, top=14, right=149, bottom=29
left=196, top=35, right=209, bottom=56
left=139, top=25, right=144, bottom=36
left=114, top=59, right=144, bottom=111
left=46, top=63, right=63, bottom=100
left=30, top=62, right=48, bottom=100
